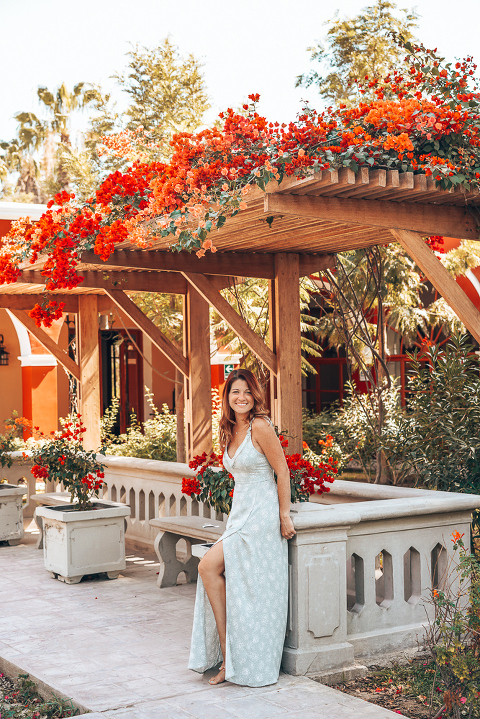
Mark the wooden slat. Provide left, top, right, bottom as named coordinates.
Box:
left=391, top=229, right=480, bottom=344
left=181, top=271, right=278, bottom=375
left=103, top=288, right=188, bottom=377
left=265, top=193, right=479, bottom=239
left=8, top=309, right=80, bottom=380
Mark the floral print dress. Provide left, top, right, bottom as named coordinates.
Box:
left=188, top=418, right=288, bottom=687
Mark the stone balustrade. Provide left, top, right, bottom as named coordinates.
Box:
left=98, top=455, right=222, bottom=545
left=286, top=482, right=480, bottom=678
left=6, top=452, right=480, bottom=677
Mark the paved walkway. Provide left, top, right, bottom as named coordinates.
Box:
left=0, top=522, right=407, bottom=719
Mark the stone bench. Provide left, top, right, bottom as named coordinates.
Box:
left=31, top=492, right=71, bottom=549
left=149, top=516, right=227, bottom=588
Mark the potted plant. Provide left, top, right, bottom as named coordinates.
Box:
left=32, top=416, right=130, bottom=584
left=0, top=419, right=29, bottom=546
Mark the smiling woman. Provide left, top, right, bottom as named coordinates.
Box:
left=188, top=368, right=293, bottom=687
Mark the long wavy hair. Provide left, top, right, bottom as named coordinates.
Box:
left=219, top=369, right=269, bottom=451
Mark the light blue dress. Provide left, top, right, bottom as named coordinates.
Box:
left=188, top=417, right=288, bottom=687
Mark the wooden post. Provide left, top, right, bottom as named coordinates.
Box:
left=184, top=286, right=212, bottom=460
left=268, top=280, right=278, bottom=428
left=274, top=253, right=303, bottom=453
left=78, top=295, right=101, bottom=450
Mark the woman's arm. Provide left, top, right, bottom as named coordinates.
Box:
left=251, top=418, right=296, bottom=540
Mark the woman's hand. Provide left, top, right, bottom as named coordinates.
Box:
left=280, top=514, right=296, bottom=540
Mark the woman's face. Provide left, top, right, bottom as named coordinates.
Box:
left=228, top=379, right=254, bottom=418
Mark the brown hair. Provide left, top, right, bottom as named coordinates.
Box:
left=219, top=369, right=269, bottom=451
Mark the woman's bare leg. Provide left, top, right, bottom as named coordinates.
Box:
left=198, top=541, right=226, bottom=684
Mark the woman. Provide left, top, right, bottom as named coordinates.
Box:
left=188, top=368, right=296, bottom=687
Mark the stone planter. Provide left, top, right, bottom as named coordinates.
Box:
left=0, top=483, right=27, bottom=545
left=36, top=501, right=131, bottom=584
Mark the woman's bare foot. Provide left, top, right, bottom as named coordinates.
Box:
left=208, top=664, right=226, bottom=685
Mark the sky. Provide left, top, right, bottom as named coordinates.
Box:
left=1, top=0, right=480, bottom=142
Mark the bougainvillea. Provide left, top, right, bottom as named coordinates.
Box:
left=1, top=39, right=479, bottom=325
left=30, top=416, right=105, bottom=510
left=182, top=437, right=336, bottom=515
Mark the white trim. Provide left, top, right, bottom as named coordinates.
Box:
left=210, top=352, right=242, bottom=366
left=6, top=311, right=57, bottom=367
left=0, top=201, right=48, bottom=221
left=17, top=354, right=57, bottom=367
left=466, top=269, right=480, bottom=299
left=6, top=310, right=31, bottom=356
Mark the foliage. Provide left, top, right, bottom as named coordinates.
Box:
left=105, top=389, right=177, bottom=462
left=302, top=380, right=406, bottom=484
left=2, top=37, right=480, bottom=326
left=397, top=334, right=480, bottom=533
left=29, top=416, right=105, bottom=511
left=296, top=0, right=418, bottom=105
left=112, top=40, right=210, bottom=154
left=182, top=435, right=337, bottom=516
left=0, top=413, right=36, bottom=468
left=212, top=277, right=322, bottom=386
left=0, top=672, right=79, bottom=718
left=0, top=82, right=103, bottom=202
left=301, top=428, right=346, bottom=474
left=423, top=532, right=480, bottom=718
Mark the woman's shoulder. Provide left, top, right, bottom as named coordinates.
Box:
left=251, top=415, right=274, bottom=433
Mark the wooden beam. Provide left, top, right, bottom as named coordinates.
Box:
left=18, top=269, right=235, bottom=293
left=181, top=271, right=278, bottom=375
left=265, top=193, right=480, bottom=240
left=79, top=249, right=335, bottom=280
left=184, top=286, right=212, bottom=459
left=0, top=294, right=79, bottom=312
left=20, top=270, right=189, bottom=294
left=78, top=296, right=101, bottom=449
left=80, top=249, right=277, bottom=279
left=391, top=229, right=480, bottom=344
left=274, top=253, right=302, bottom=453
left=299, top=253, right=336, bottom=276
left=8, top=309, right=80, bottom=380
left=103, top=288, right=188, bottom=377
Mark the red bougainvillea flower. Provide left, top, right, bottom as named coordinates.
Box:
left=1, top=39, right=479, bottom=326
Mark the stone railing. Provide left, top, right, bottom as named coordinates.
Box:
left=285, top=481, right=480, bottom=678
left=98, top=455, right=222, bottom=545
left=7, top=453, right=480, bottom=676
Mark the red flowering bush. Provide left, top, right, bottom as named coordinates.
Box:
left=182, top=438, right=336, bottom=515
left=30, top=416, right=105, bottom=510
left=1, top=38, right=479, bottom=326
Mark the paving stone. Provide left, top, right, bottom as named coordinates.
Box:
left=0, top=530, right=408, bottom=719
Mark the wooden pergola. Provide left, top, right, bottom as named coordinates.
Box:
left=1, top=167, right=480, bottom=457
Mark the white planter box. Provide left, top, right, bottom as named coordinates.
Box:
left=36, top=501, right=131, bottom=584
left=0, top=483, right=27, bottom=545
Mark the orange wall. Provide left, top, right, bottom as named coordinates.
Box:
left=0, top=309, right=22, bottom=423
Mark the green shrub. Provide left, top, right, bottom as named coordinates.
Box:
left=399, top=334, right=480, bottom=496
left=105, top=389, right=177, bottom=462
left=423, top=532, right=480, bottom=718
left=302, top=380, right=405, bottom=483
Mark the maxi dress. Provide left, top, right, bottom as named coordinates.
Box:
left=188, top=418, right=288, bottom=687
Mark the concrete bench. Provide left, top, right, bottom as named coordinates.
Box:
left=31, top=492, right=71, bottom=549
left=149, top=516, right=227, bottom=588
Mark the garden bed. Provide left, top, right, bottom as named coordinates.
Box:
left=320, top=656, right=448, bottom=719
left=0, top=672, right=79, bottom=718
